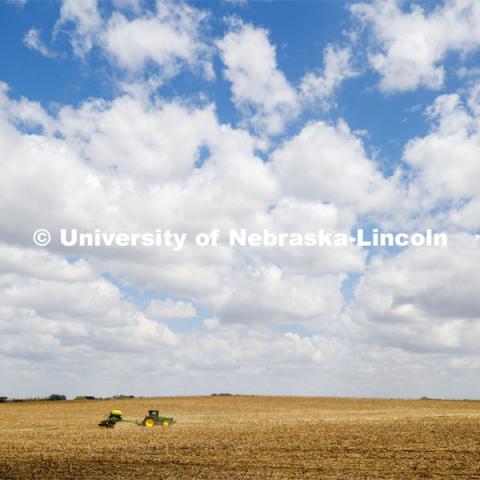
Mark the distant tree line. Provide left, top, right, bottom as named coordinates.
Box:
left=210, top=393, right=258, bottom=397
left=74, top=394, right=135, bottom=400
left=0, top=394, right=66, bottom=403
left=0, top=394, right=136, bottom=403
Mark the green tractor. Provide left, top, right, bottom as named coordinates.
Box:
left=142, top=410, right=176, bottom=428
left=98, top=409, right=176, bottom=428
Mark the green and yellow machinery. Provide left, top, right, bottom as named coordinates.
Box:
left=98, top=409, right=176, bottom=428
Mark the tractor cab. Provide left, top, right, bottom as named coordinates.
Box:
left=148, top=410, right=159, bottom=419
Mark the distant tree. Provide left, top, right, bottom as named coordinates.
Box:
left=0, top=397, right=7, bottom=403
left=47, top=394, right=66, bottom=401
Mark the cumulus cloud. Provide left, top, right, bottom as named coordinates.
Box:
left=0, top=245, right=354, bottom=397
left=102, top=1, right=213, bottom=79
left=27, top=1, right=353, bottom=133
left=51, top=0, right=213, bottom=82
left=271, top=119, right=401, bottom=214
left=3, top=1, right=480, bottom=398
left=217, top=22, right=356, bottom=135
left=217, top=21, right=299, bottom=135
left=351, top=0, right=480, bottom=92
left=56, top=96, right=219, bottom=183
left=0, top=79, right=397, bottom=338
left=403, top=84, right=480, bottom=229
left=146, top=298, right=197, bottom=320
left=207, top=264, right=346, bottom=328
left=0, top=246, right=178, bottom=354
left=0, top=87, right=117, bottom=251
left=250, top=198, right=365, bottom=276
left=349, top=235, right=480, bottom=354
left=2, top=56, right=472, bottom=397
left=300, top=45, right=357, bottom=107
left=0, top=79, right=374, bottom=339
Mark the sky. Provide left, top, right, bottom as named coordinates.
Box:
left=1, top=0, right=480, bottom=399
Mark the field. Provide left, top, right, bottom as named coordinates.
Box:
left=0, top=396, right=479, bottom=479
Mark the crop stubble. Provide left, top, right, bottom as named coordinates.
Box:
left=0, top=396, right=479, bottom=479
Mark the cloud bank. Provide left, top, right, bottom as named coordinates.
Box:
left=1, top=0, right=480, bottom=398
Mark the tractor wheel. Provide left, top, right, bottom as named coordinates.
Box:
left=162, top=420, right=170, bottom=428
left=143, top=416, right=156, bottom=428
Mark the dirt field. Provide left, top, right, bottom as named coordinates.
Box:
left=0, top=396, right=479, bottom=479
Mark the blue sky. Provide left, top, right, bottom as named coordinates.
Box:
left=2, top=0, right=474, bottom=169
left=0, top=1, right=438, bottom=160
left=1, top=0, right=480, bottom=398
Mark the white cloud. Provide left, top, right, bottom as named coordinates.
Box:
left=112, top=0, right=142, bottom=13
left=4, top=1, right=480, bottom=398
left=352, top=0, right=480, bottom=92
left=217, top=21, right=299, bottom=135
left=55, top=0, right=102, bottom=57
left=0, top=82, right=392, bottom=344
left=0, top=244, right=94, bottom=283
left=349, top=235, right=480, bottom=354
left=0, top=246, right=178, bottom=354
left=23, top=28, right=56, bottom=58
left=300, top=45, right=356, bottom=107
left=102, top=1, right=213, bottom=79
left=403, top=85, right=480, bottom=229
left=0, top=87, right=118, bottom=250
left=272, top=119, right=401, bottom=214
left=25, top=1, right=353, bottom=132
left=29, top=0, right=213, bottom=83
left=216, top=24, right=358, bottom=136
left=239, top=198, right=365, bottom=276
left=146, top=298, right=197, bottom=319
left=0, top=82, right=54, bottom=132
left=206, top=263, right=346, bottom=328
left=0, top=245, right=350, bottom=397
left=0, top=82, right=363, bottom=340
left=57, top=95, right=219, bottom=183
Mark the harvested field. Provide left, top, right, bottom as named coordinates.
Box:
left=0, top=396, right=479, bottom=479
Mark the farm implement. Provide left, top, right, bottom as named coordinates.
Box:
left=98, top=409, right=176, bottom=428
